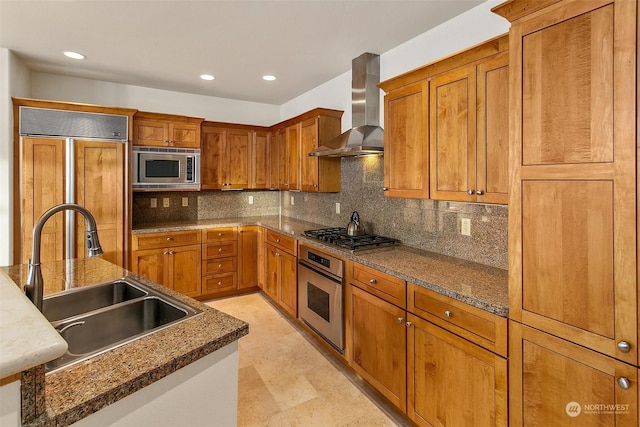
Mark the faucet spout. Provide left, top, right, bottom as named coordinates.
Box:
left=25, top=203, right=103, bottom=311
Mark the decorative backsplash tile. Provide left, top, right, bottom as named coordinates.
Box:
left=132, top=156, right=507, bottom=269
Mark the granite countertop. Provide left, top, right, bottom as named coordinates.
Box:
left=3, top=258, right=248, bottom=427
left=134, top=215, right=508, bottom=317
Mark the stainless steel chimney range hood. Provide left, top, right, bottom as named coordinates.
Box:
left=309, top=53, right=384, bottom=157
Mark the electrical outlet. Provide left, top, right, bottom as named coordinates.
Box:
left=163, top=198, right=170, bottom=208
left=182, top=197, right=188, bottom=207
left=461, top=218, right=471, bottom=236
left=291, top=196, right=295, bottom=206
left=248, top=196, right=254, bottom=205
left=336, top=203, right=340, bottom=214
left=150, top=198, right=157, bottom=208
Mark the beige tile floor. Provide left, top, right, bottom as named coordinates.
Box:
left=206, top=293, right=410, bottom=427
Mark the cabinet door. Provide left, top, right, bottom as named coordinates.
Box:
left=170, top=244, right=201, bottom=297
left=278, top=250, right=297, bottom=318
left=429, top=65, right=476, bottom=202
left=407, top=313, right=507, bottom=427
left=510, top=322, right=637, bottom=426
left=238, top=226, right=258, bottom=289
left=169, top=122, right=200, bottom=149
left=131, top=248, right=168, bottom=287
left=286, top=123, right=300, bottom=191
left=21, top=137, right=65, bottom=264
left=264, top=244, right=280, bottom=301
left=300, top=118, right=319, bottom=192
left=201, top=127, right=226, bottom=190
left=251, top=131, right=270, bottom=189
left=277, top=128, right=289, bottom=190
left=476, top=52, right=509, bottom=205
left=226, top=130, right=251, bottom=189
left=348, top=284, right=407, bottom=411
left=509, top=0, right=637, bottom=364
left=384, top=81, right=429, bottom=199
left=74, top=140, right=125, bottom=266
left=269, top=130, right=281, bottom=189
left=134, top=119, right=168, bottom=146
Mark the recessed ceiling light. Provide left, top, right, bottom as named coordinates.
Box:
left=262, top=75, right=276, bottom=81
left=200, top=74, right=215, bottom=81
left=63, top=51, right=85, bottom=60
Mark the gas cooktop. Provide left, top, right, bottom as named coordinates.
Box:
left=304, top=227, right=399, bottom=251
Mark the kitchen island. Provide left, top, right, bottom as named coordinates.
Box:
left=1, top=257, right=248, bottom=427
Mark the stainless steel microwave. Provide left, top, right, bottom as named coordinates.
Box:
left=133, top=146, right=200, bottom=190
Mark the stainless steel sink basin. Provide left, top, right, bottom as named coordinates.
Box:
left=45, top=277, right=202, bottom=373
left=43, top=280, right=147, bottom=322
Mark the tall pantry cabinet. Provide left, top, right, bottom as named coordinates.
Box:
left=492, top=0, right=638, bottom=424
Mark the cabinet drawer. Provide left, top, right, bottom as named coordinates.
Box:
left=202, top=272, right=237, bottom=294
left=265, top=230, right=297, bottom=255
left=132, top=230, right=201, bottom=251
left=203, top=241, right=238, bottom=259
left=202, top=227, right=238, bottom=243
left=202, top=257, right=237, bottom=275
left=408, top=283, right=507, bottom=356
left=351, top=263, right=406, bottom=308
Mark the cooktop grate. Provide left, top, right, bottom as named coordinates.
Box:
left=304, top=228, right=398, bottom=251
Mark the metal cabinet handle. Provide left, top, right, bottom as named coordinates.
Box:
left=406, top=321, right=412, bottom=327
left=218, top=232, right=223, bottom=237
left=617, top=341, right=631, bottom=353
left=218, top=281, right=222, bottom=285
left=618, top=377, right=631, bottom=390
left=276, top=238, right=280, bottom=243
left=218, top=247, right=223, bottom=252
left=276, top=252, right=280, bottom=257
left=382, top=187, right=388, bottom=191
left=397, top=317, right=404, bottom=323
left=444, top=310, right=452, bottom=318
left=467, top=189, right=474, bottom=195
left=218, top=264, right=223, bottom=268
left=369, top=279, right=377, bottom=284
left=166, top=237, right=172, bottom=241
left=476, top=189, right=484, bottom=195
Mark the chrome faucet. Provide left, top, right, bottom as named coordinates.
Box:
left=25, top=203, right=103, bottom=311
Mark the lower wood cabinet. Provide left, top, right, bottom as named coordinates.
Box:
left=130, top=244, right=202, bottom=298
left=407, top=313, right=507, bottom=426
left=347, top=283, right=407, bottom=411
left=509, top=321, right=638, bottom=427
left=264, top=243, right=297, bottom=317
left=238, top=226, right=259, bottom=289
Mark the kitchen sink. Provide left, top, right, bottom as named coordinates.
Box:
left=43, top=280, right=148, bottom=322
left=45, top=278, right=202, bottom=373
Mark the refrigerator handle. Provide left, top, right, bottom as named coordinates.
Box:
left=66, top=138, right=75, bottom=260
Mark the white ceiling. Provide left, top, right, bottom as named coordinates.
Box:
left=0, top=0, right=484, bottom=105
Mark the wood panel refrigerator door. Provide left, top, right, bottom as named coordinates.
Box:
left=509, top=0, right=637, bottom=364
left=407, top=313, right=507, bottom=427
left=74, top=140, right=125, bottom=267
left=348, top=284, right=407, bottom=411
left=429, top=65, right=476, bottom=202
left=383, top=81, right=429, bottom=199
left=21, top=138, right=65, bottom=264
left=509, top=322, right=638, bottom=427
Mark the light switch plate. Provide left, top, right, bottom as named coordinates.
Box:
left=182, top=197, right=188, bottom=207
left=150, top=198, right=157, bottom=208
left=336, top=203, right=340, bottom=214
left=461, top=218, right=471, bottom=236
left=291, top=196, right=295, bottom=206
left=248, top=196, right=254, bottom=205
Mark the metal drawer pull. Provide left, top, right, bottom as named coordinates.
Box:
left=467, top=189, right=474, bottom=195
left=166, top=237, right=172, bottom=241
left=218, top=264, right=223, bottom=268
left=276, top=238, right=280, bottom=243
left=476, top=189, right=484, bottom=195
left=218, top=232, right=222, bottom=237
left=369, top=279, right=377, bottom=284
left=444, top=310, right=452, bottom=318
left=618, top=377, right=631, bottom=390
left=397, top=317, right=403, bottom=323
left=218, top=248, right=223, bottom=252
left=406, top=321, right=412, bottom=327
left=617, top=341, right=631, bottom=353
left=218, top=281, right=222, bottom=286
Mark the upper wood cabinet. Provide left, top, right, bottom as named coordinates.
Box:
left=493, top=0, right=637, bottom=365
left=269, top=130, right=281, bottom=190
left=201, top=124, right=251, bottom=190
left=429, top=51, right=509, bottom=204
left=284, top=124, right=300, bottom=191
left=251, top=131, right=270, bottom=189
left=299, top=116, right=341, bottom=193
left=133, top=112, right=203, bottom=148
left=382, top=81, right=429, bottom=199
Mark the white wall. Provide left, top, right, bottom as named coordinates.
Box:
left=280, top=0, right=510, bottom=132
left=0, top=49, right=31, bottom=266
left=31, top=73, right=281, bottom=126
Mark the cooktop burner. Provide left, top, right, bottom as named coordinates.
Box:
left=304, top=227, right=399, bottom=251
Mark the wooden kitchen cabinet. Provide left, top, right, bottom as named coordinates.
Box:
left=347, top=283, right=407, bottom=412
left=429, top=50, right=508, bottom=204
left=493, top=0, right=637, bottom=364
left=276, top=123, right=300, bottom=191
left=251, top=131, right=271, bottom=189
left=201, top=124, right=251, bottom=190
left=509, top=322, right=637, bottom=426
left=133, top=112, right=203, bottom=148
left=382, top=81, right=429, bottom=199
left=407, top=313, right=507, bottom=427
left=299, top=115, right=341, bottom=192
left=263, top=230, right=298, bottom=317
left=201, top=227, right=239, bottom=297
left=238, top=226, right=259, bottom=289
left=269, top=129, right=282, bottom=189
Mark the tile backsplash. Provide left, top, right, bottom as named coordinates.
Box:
left=132, top=156, right=507, bottom=270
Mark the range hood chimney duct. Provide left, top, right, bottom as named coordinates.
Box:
left=309, top=53, right=384, bottom=157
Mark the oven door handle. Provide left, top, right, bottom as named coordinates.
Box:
left=298, top=260, right=343, bottom=285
